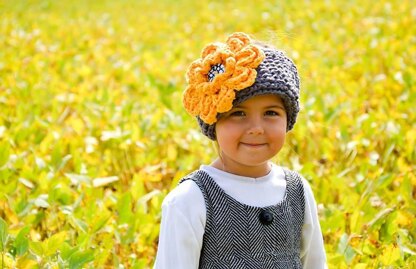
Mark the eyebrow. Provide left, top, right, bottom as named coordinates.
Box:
left=265, top=105, right=285, bottom=110
left=234, top=104, right=286, bottom=110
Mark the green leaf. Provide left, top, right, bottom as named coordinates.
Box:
left=64, top=173, right=91, bottom=186
left=14, top=226, right=30, bottom=256
left=29, top=241, right=44, bottom=257
left=91, top=209, right=111, bottom=233
left=70, top=216, right=88, bottom=234
left=57, top=154, right=73, bottom=172
left=380, top=244, right=401, bottom=265
left=44, top=231, right=67, bottom=257
left=60, top=242, right=78, bottom=260
left=51, top=144, right=63, bottom=171
left=337, top=233, right=356, bottom=265
left=0, top=217, right=8, bottom=251
left=32, top=194, right=50, bottom=208
left=344, top=244, right=356, bottom=265
left=366, top=207, right=395, bottom=229
left=337, top=234, right=349, bottom=255
left=117, top=192, right=132, bottom=224
left=68, top=249, right=94, bottom=269
left=0, top=142, right=10, bottom=168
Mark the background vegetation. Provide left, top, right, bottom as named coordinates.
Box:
left=0, top=0, right=415, bottom=268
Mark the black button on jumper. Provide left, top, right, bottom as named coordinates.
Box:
left=259, top=209, right=273, bottom=225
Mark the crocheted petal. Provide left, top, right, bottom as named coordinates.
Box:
left=200, top=112, right=217, bottom=125
left=251, top=45, right=266, bottom=66
left=183, top=85, right=202, bottom=116
left=201, top=51, right=223, bottom=75
left=186, top=60, right=204, bottom=82
left=224, top=66, right=257, bottom=91
left=189, top=70, right=206, bottom=85
left=219, top=49, right=233, bottom=60
left=235, top=45, right=265, bottom=68
left=210, top=73, right=226, bottom=87
left=201, top=43, right=222, bottom=58
left=238, top=68, right=258, bottom=89
left=226, top=32, right=251, bottom=53
left=216, top=86, right=235, bottom=113
left=200, top=95, right=218, bottom=124
left=202, top=82, right=219, bottom=95
left=223, top=56, right=236, bottom=76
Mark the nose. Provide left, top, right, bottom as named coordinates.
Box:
left=247, top=118, right=264, bottom=135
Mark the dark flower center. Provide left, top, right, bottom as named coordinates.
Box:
left=207, top=63, right=225, bottom=82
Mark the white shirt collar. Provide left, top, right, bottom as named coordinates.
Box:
left=200, top=163, right=281, bottom=184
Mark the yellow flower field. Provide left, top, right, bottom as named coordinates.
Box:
left=0, top=0, right=415, bottom=268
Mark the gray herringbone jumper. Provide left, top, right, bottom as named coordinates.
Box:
left=181, top=169, right=305, bottom=269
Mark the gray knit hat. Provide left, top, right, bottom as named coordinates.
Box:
left=183, top=33, right=300, bottom=140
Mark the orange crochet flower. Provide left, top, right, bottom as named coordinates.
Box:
left=183, top=32, right=265, bottom=125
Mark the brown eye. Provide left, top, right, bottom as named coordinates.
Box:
left=230, top=111, right=245, bottom=117
left=265, top=110, right=279, bottom=116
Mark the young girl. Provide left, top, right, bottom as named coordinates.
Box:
left=154, top=32, right=327, bottom=269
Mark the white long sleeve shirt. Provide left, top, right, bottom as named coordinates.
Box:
left=154, top=164, right=327, bottom=269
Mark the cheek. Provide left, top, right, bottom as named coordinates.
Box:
left=271, top=118, right=287, bottom=135
left=215, top=122, right=240, bottom=146
left=268, top=125, right=286, bottom=146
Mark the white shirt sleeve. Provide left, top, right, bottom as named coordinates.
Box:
left=153, top=180, right=205, bottom=269
left=300, top=178, right=328, bottom=269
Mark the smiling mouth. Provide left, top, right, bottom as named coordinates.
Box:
left=240, top=142, right=267, bottom=147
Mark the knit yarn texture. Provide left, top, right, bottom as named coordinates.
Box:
left=180, top=169, right=305, bottom=269
left=199, top=48, right=300, bottom=140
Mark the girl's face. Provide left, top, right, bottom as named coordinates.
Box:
left=215, top=94, right=287, bottom=178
